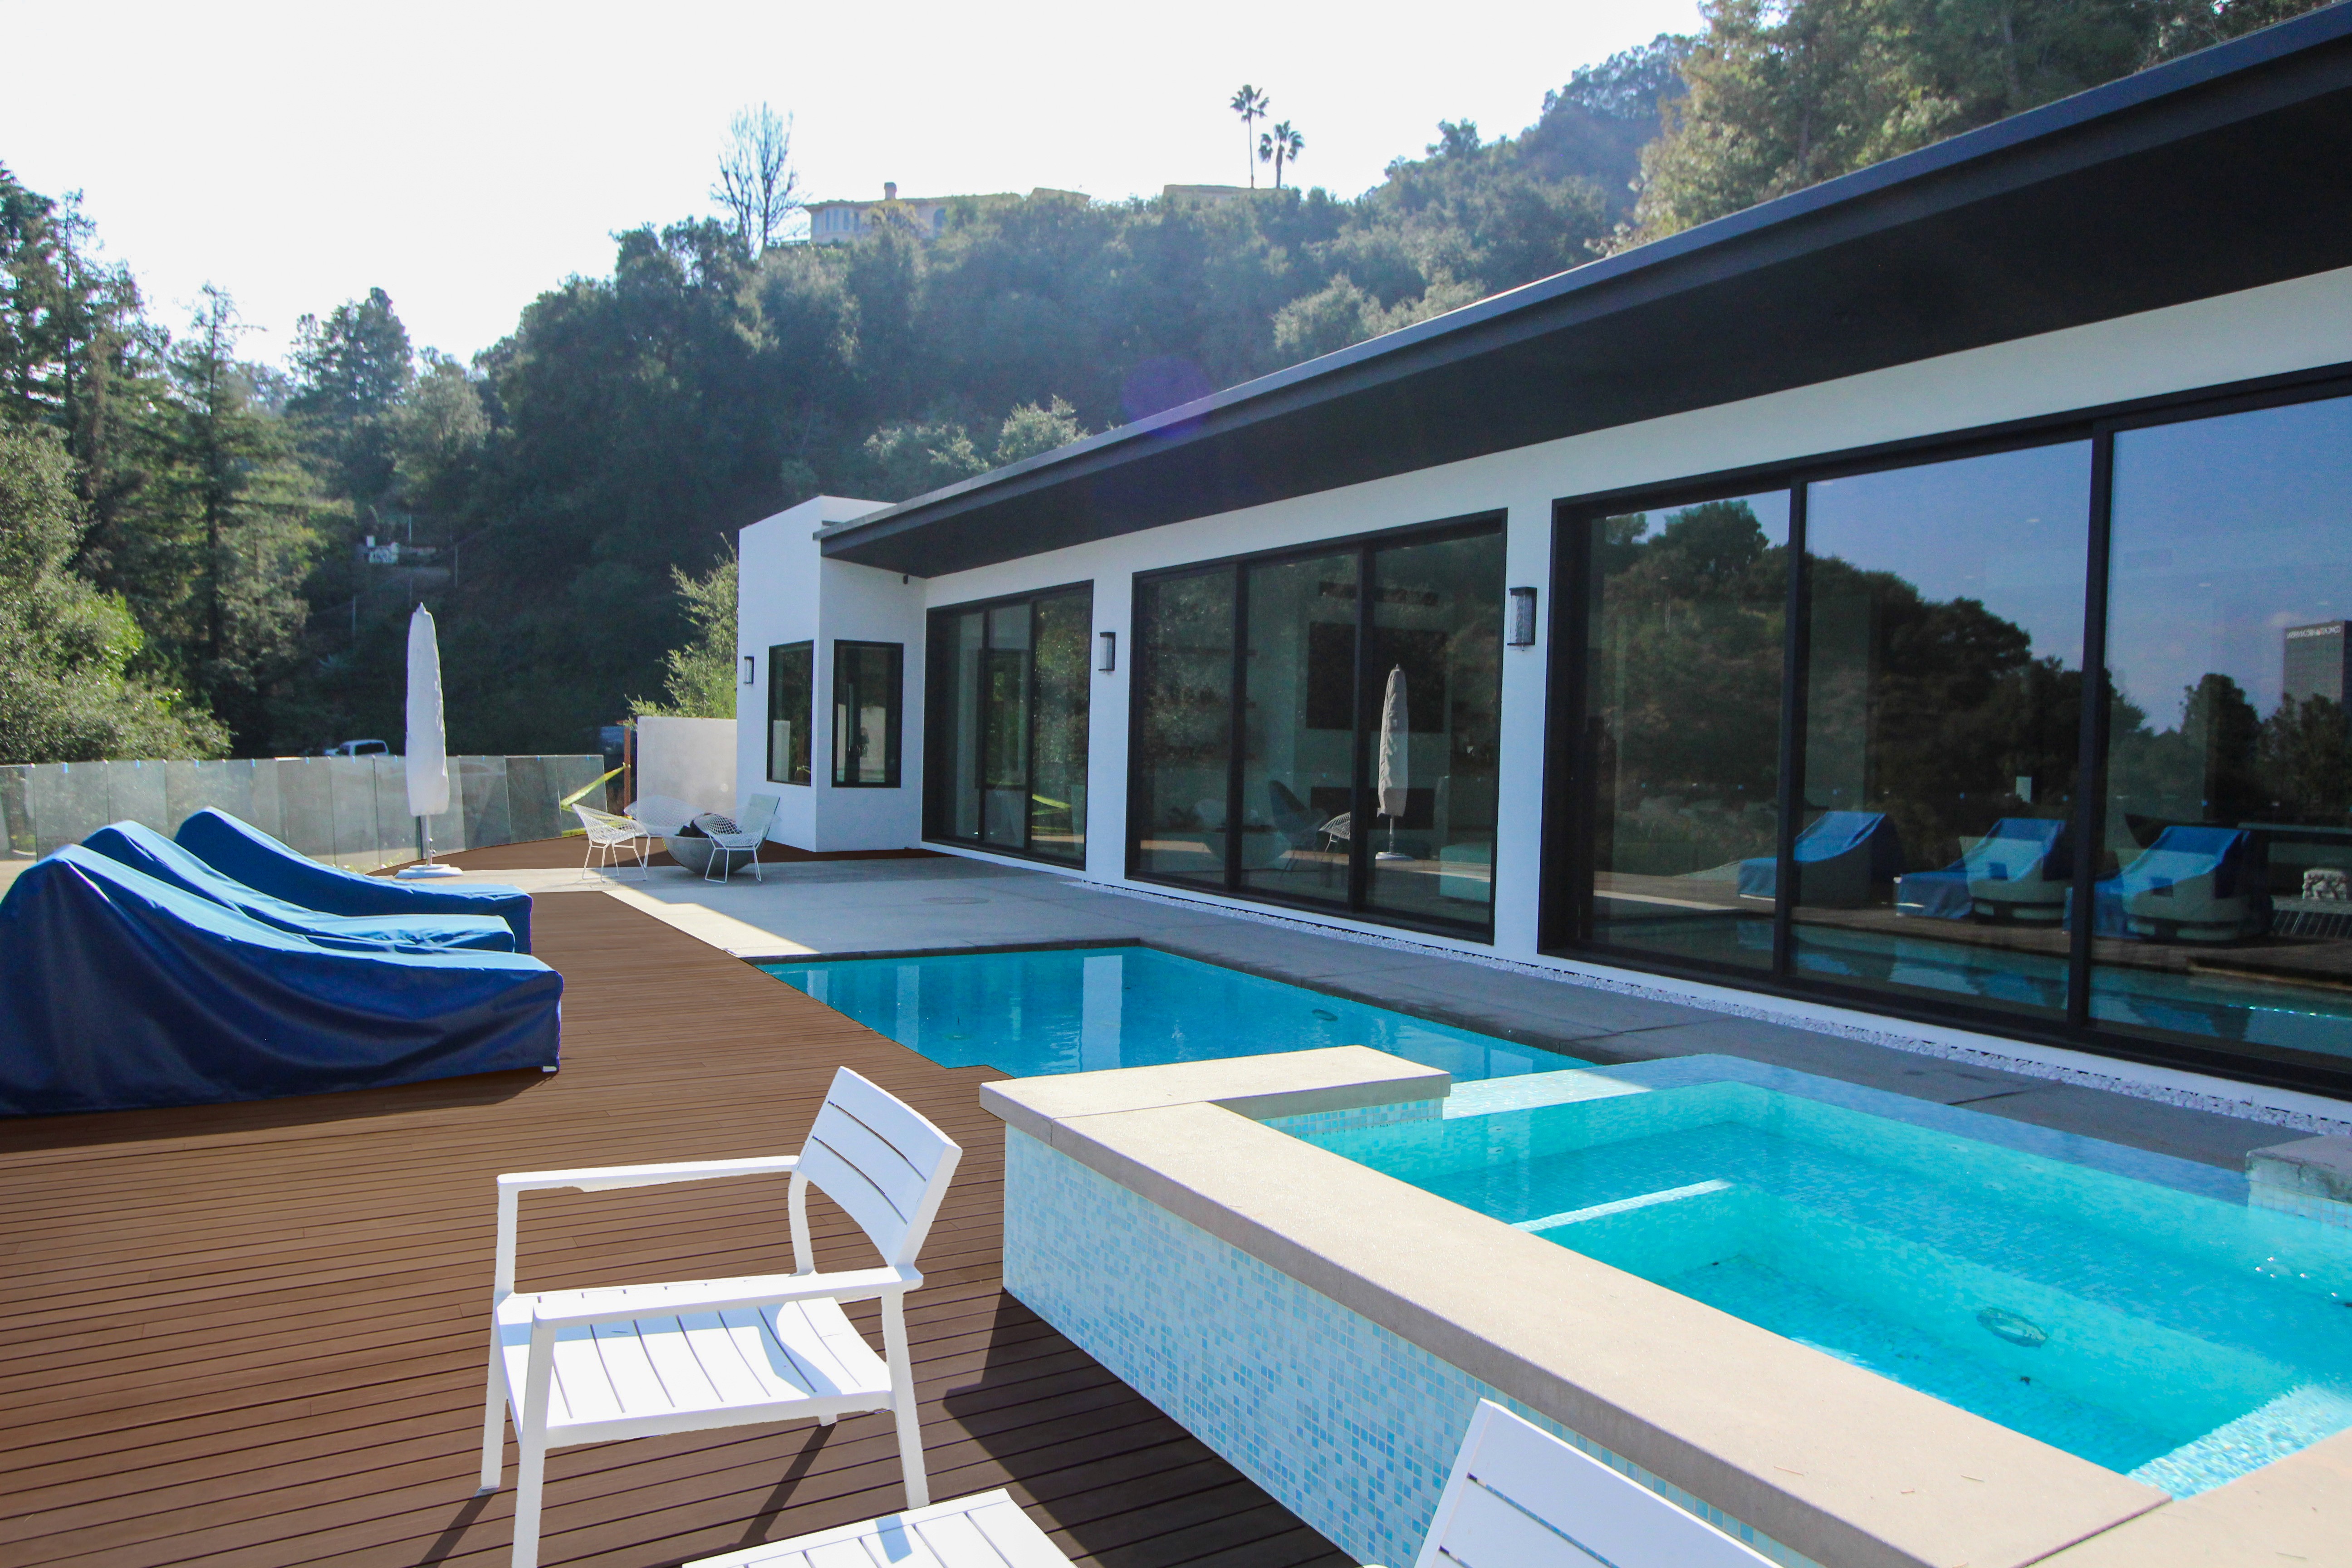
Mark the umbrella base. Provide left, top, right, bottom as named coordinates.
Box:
left=396, top=864, right=466, bottom=880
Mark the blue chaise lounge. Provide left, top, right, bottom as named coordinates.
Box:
left=1738, top=811, right=1903, bottom=908
left=1894, top=818, right=2072, bottom=921
left=0, top=846, right=560, bottom=1117
left=174, top=807, right=534, bottom=951
left=84, top=821, right=516, bottom=952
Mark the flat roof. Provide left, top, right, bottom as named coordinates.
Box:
left=821, top=5, right=2352, bottom=577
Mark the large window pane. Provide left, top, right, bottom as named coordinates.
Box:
left=925, top=612, right=984, bottom=838
left=1364, top=530, right=1505, bottom=926
left=1030, top=590, right=1091, bottom=865
left=1130, top=568, right=1234, bottom=886
left=1790, top=444, right=2090, bottom=1020
left=832, top=642, right=902, bottom=788
left=981, top=604, right=1031, bottom=847
left=1240, top=553, right=1357, bottom=907
left=2097, top=397, right=2352, bottom=1065
left=1582, top=493, right=1789, bottom=970
left=767, top=642, right=812, bottom=786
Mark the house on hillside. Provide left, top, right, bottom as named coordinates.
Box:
left=739, top=8, right=2352, bottom=1103
left=806, top=183, right=1080, bottom=243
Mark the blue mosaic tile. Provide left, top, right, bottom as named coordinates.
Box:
left=1003, top=1128, right=1820, bottom=1568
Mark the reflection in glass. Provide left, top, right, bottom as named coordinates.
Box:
left=1582, top=493, right=1789, bottom=970
left=1240, top=553, right=1357, bottom=906
left=1131, top=568, right=1235, bottom=886
left=1030, top=592, right=1091, bottom=863
left=831, top=642, right=902, bottom=787
left=981, top=604, right=1031, bottom=847
left=923, top=590, right=1090, bottom=862
left=1790, top=444, right=2090, bottom=1019
left=767, top=641, right=813, bottom=786
left=2096, top=397, right=2352, bottom=1063
left=1364, top=530, right=1504, bottom=926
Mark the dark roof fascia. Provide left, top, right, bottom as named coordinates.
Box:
left=818, top=5, right=2352, bottom=567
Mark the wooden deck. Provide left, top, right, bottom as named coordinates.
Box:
left=0, top=892, right=1351, bottom=1568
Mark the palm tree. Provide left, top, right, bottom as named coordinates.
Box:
left=1229, top=85, right=1269, bottom=188
left=1259, top=120, right=1304, bottom=190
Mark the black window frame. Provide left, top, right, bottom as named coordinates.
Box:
left=766, top=641, right=813, bottom=787
left=830, top=640, right=904, bottom=789
left=1539, top=358, right=2352, bottom=1100
left=921, top=581, right=1093, bottom=866
left=1126, top=511, right=1507, bottom=943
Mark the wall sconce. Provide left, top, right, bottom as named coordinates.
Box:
left=1098, top=631, right=1117, bottom=672
left=1508, top=586, right=1539, bottom=647
left=741, top=654, right=757, bottom=685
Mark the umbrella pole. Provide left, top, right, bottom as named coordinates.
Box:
left=416, top=814, right=428, bottom=865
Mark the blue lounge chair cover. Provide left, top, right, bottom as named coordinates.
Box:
left=2113, top=824, right=2259, bottom=901
left=1893, top=868, right=1973, bottom=919
left=174, top=807, right=533, bottom=951
left=1897, top=818, right=2072, bottom=920
left=0, top=847, right=560, bottom=1117
left=1737, top=811, right=1903, bottom=902
left=83, top=821, right=515, bottom=952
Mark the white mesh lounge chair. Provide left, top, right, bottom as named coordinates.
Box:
left=480, top=1067, right=962, bottom=1568
left=571, top=804, right=651, bottom=881
left=684, top=1397, right=1772, bottom=1568
left=623, top=794, right=699, bottom=837
left=701, top=792, right=781, bottom=884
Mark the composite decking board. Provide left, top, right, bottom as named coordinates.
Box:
left=0, top=892, right=1350, bottom=1568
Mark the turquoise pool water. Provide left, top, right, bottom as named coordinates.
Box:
left=1298, top=1074, right=2352, bottom=1494
left=762, top=946, right=1588, bottom=1081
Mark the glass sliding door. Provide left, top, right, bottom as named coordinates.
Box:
left=1127, top=518, right=1505, bottom=936
left=1790, top=444, right=2090, bottom=1020
left=1130, top=567, right=1235, bottom=887
left=2097, top=396, right=2352, bottom=1064
left=1031, top=591, right=1091, bottom=862
left=1364, top=529, right=1505, bottom=925
left=1574, top=493, right=1789, bottom=970
left=1239, top=552, right=1356, bottom=906
left=924, top=587, right=1091, bottom=864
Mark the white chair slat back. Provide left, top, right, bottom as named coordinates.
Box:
left=800, top=1068, right=960, bottom=1267
left=1416, top=1402, right=1774, bottom=1568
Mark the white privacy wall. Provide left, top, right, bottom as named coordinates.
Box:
left=756, top=265, right=2352, bottom=957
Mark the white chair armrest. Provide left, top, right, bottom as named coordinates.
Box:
left=498, top=1155, right=800, bottom=1194
left=527, top=1264, right=920, bottom=1328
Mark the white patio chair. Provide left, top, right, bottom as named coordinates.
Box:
left=701, top=792, right=782, bottom=884
left=479, top=1066, right=964, bottom=1568
left=571, top=804, right=651, bottom=881
left=623, top=793, right=700, bottom=837
left=683, top=1397, right=1770, bottom=1568
left=1398, top=1399, right=1773, bottom=1567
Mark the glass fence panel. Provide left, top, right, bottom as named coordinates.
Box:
left=25, top=761, right=111, bottom=855
left=0, top=765, right=29, bottom=857
left=105, top=760, right=171, bottom=832
left=274, top=759, right=337, bottom=860
left=457, top=755, right=511, bottom=854
left=327, top=758, right=386, bottom=869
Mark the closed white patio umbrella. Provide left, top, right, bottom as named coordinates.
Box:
left=399, top=604, right=463, bottom=879
left=1376, top=664, right=1411, bottom=861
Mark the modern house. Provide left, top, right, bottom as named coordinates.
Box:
left=739, top=6, right=2352, bottom=1103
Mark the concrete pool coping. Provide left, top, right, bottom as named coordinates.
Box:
left=981, top=1048, right=2351, bottom=1568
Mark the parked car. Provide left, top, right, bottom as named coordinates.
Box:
left=322, top=739, right=390, bottom=757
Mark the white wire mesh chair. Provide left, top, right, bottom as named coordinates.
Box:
left=572, top=804, right=652, bottom=881
left=700, top=793, right=781, bottom=884
left=622, top=794, right=699, bottom=837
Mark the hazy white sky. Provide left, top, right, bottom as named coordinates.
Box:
left=0, top=0, right=1699, bottom=366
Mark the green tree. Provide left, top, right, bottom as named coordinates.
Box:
left=0, top=424, right=225, bottom=761
left=630, top=553, right=739, bottom=718
left=1230, top=85, right=1271, bottom=187
left=1260, top=121, right=1305, bottom=189
left=994, top=397, right=1087, bottom=464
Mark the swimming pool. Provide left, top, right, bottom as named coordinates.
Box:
left=762, top=945, right=1588, bottom=1081
left=1294, top=1063, right=2352, bottom=1495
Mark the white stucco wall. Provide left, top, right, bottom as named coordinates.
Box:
left=633, top=715, right=738, bottom=818
left=738, top=265, right=2352, bottom=953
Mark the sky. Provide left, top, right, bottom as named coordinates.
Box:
left=1, top=0, right=1701, bottom=368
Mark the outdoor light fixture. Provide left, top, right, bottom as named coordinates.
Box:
left=1098, top=630, right=1117, bottom=672
left=1508, top=586, right=1539, bottom=647
left=741, top=654, right=756, bottom=685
